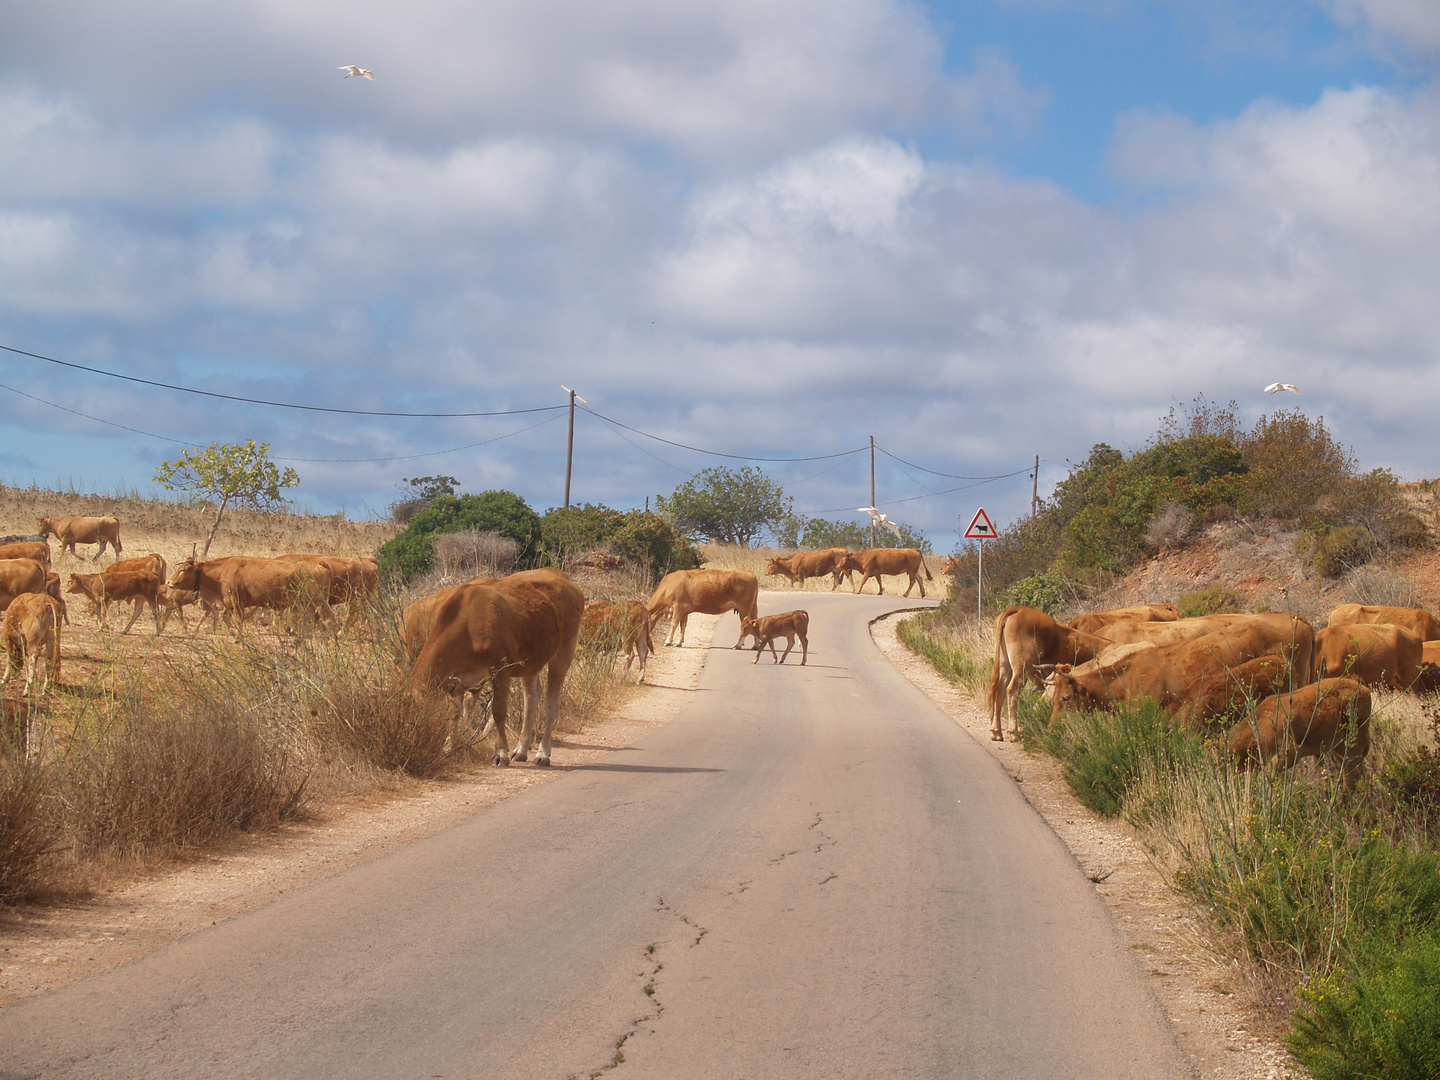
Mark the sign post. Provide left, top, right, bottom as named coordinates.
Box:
left=964, top=508, right=997, bottom=625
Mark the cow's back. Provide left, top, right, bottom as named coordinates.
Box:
left=647, top=569, right=758, bottom=618
left=1328, top=603, right=1440, bottom=641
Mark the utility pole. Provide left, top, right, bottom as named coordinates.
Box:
left=1032, top=454, right=1040, bottom=517
left=561, top=385, right=586, bottom=509
left=869, top=435, right=876, bottom=548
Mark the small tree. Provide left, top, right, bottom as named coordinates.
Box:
left=655, top=466, right=792, bottom=548
left=155, top=440, right=300, bottom=557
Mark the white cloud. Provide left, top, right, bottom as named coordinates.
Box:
left=1323, top=0, right=1440, bottom=56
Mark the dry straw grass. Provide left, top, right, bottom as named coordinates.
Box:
left=0, top=485, right=648, bottom=905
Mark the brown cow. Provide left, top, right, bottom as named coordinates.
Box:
left=3, top=592, right=62, bottom=700
left=279, top=554, right=378, bottom=626
left=1093, top=613, right=1316, bottom=682
left=989, top=606, right=1109, bottom=741
left=409, top=567, right=585, bottom=766
left=0, top=541, right=50, bottom=567
left=580, top=599, right=654, bottom=683
left=740, top=609, right=809, bottom=665
left=1069, top=603, right=1181, bottom=635
left=0, top=558, right=48, bottom=612
left=169, top=556, right=332, bottom=633
left=1327, top=603, right=1440, bottom=642
left=645, top=569, right=760, bottom=649
left=1315, top=623, right=1423, bottom=692
left=1050, top=617, right=1316, bottom=721
left=37, top=516, right=122, bottom=560
left=156, top=583, right=201, bottom=633
left=66, top=570, right=161, bottom=634
left=1229, top=678, right=1371, bottom=789
left=44, top=572, right=69, bottom=626
left=1173, top=655, right=1301, bottom=731
left=841, top=547, right=932, bottom=597
left=764, top=549, right=853, bottom=590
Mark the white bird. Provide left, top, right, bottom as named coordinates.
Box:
left=339, top=65, right=375, bottom=80
left=857, top=506, right=903, bottom=540
left=1264, top=382, right=1300, bottom=395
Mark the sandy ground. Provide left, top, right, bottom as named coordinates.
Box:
left=870, top=611, right=1300, bottom=1080
left=3, top=599, right=1300, bottom=1080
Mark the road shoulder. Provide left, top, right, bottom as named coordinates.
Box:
left=869, top=611, right=1298, bottom=1080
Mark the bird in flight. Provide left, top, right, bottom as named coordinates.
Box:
left=1264, top=382, right=1300, bottom=395
left=339, top=66, right=375, bottom=80
left=857, top=506, right=904, bottom=540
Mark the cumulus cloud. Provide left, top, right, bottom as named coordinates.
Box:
left=1323, top=0, right=1440, bottom=57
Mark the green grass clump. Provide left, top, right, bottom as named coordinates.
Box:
left=1289, top=927, right=1440, bottom=1080
left=895, top=611, right=990, bottom=694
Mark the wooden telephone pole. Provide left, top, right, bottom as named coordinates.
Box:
left=869, top=435, right=876, bottom=547
left=561, top=385, right=586, bottom=509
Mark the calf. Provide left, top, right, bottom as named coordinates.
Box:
left=1173, top=655, right=1299, bottom=731
left=157, top=584, right=201, bottom=632
left=66, top=570, right=161, bottom=634
left=3, top=592, right=62, bottom=698
left=1229, top=678, right=1371, bottom=789
left=740, top=609, right=809, bottom=665
left=580, top=599, right=653, bottom=682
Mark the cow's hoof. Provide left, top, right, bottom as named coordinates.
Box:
left=510, top=749, right=527, bottom=763
left=535, top=755, right=551, bottom=767
left=991, top=732, right=1004, bottom=742
left=493, top=754, right=510, bottom=767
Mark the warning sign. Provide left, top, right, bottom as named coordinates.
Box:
left=964, top=508, right=997, bottom=540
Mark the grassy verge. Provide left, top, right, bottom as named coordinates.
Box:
left=1, top=586, right=637, bottom=905
left=900, top=607, right=1440, bottom=1079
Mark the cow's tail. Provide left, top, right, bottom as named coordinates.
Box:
left=988, top=607, right=1014, bottom=723
left=921, top=555, right=933, bottom=581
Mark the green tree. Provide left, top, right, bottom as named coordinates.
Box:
left=655, top=466, right=793, bottom=548
left=378, top=490, right=542, bottom=582
left=154, top=440, right=300, bottom=557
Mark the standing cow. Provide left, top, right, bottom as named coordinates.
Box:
left=645, top=569, right=760, bottom=649
left=37, top=516, right=122, bottom=560
left=841, top=548, right=932, bottom=597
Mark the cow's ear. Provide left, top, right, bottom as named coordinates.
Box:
left=1055, top=663, right=1073, bottom=675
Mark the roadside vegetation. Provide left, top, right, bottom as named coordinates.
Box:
left=898, top=401, right=1440, bottom=1079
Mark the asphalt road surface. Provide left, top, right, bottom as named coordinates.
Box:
left=0, top=593, right=1194, bottom=1079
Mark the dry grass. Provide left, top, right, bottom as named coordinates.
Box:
left=0, top=484, right=648, bottom=905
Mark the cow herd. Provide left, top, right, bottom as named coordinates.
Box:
left=765, top=546, right=933, bottom=598
left=992, top=601, right=1440, bottom=788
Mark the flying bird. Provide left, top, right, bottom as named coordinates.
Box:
left=1264, top=382, right=1300, bottom=395
left=339, top=66, right=375, bottom=80
left=857, top=506, right=903, bottom=540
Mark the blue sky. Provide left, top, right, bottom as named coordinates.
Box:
left=3, top=0, right=1440, bottom=552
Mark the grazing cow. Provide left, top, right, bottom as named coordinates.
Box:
left=66, top=570, right=161, bottom=634
left=580, top=599, right=654, bottom=682
left=841, top=547, right=932, bottom=597
left=409, top=567, right=585, bottom=766
left=740, top=609, right=809, bottom=665
left=1050, top=617, right=1316, bottom=721
left=764, top=549, right=853, bottom=590
left=645, top=569, right=760, bottom=649
left=169, top=556, right=332, bottom=633
left=0, top=541, right=50, bottom=568
left=1069, top=604, right=1181, bottom=635
left=1314, top=623, right=1423, bottom=692
left=1094, top=614, right=1316, bottom=679
left=3, top=592, right=62, bottom=700
left=1327, top=604, right=1440, bottom=642
left=989, top=606, right=1110, bottom=741
left=1229, top=678, right=1371, bottom=789
left=0, top=558, right=48, bottom=612
left=37, top=516, right=122, bottom=560
left=44, top=572, right=69, bottom=626
left=1173, top=655, right=1301, bottom=731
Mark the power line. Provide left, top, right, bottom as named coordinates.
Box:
left=0, top=342, right=566, bottom=419
left=875, top=446, right=1031, bottom=481
left=580, top=406, right=869, bottom=463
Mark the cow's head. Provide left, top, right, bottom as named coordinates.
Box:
left=1048, top=667, right=1096, bottom=718
left=837, top=552, right=860, bottom=571
left=169, top=557, right=200, bottom=591
left=739, top=615, right=761, bottom=645
left=764, top=559, right=787, bottom=577
left=36, top=519, right=52, bottom=537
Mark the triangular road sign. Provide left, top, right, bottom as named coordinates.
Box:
left=964, top=507, right=997, bottom=540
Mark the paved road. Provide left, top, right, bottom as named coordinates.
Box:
left=0, top=594, right=1193, bottom=1079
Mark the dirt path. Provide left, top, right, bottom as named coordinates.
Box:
left=870, top=611, right=1299, bottom=1080
left=0, top=615, right=722, bottom=1008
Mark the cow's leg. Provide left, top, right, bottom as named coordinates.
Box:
left=120, top=597, right=145, bottom=635
left=674, top=608, right=690, bottom=647
left=778, top=633, right=795, bottom=664
left=902, top=573, right=916, bottom=598
left=798, top=629, right=808, bottom=665
left=510, top=673, right=542, bottom=762
left=733, top=613, right=750, bottom=649
left=490, top=676, right=513, bottom=765
left=917, top=572, right=926, bottom=599
left=533, top=635, right=580, bottom=766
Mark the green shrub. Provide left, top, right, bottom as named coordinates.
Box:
left=1175, top=584, right=1244, bottom=617
left=378, top=490, right=542, bottom=582
left=1000, top=571, right=1075, bottom=616
left=1289, top=927, right=1440, bottom=1080
left=1026, top=698, right=1202, bottom=816
left=1297, top=525, right=1375, bottom=577
left=896, top=613, right=990, bottom=693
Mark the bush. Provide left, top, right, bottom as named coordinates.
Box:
left=1145, top=501, right=1197, bottom=550
left=1000, top=571, right=1075, bottom=617
left=432, top=530, right=519, bottom=579
left=1024, top=698, right=1202, bottom=816
left=378, top=490, right=542, bottom=582
left=1289, top=927, right=1440, bottom=1080
left=1298, top=525, right=1375, bottom=577
left=1175, top=584, right=1244, bottom=617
